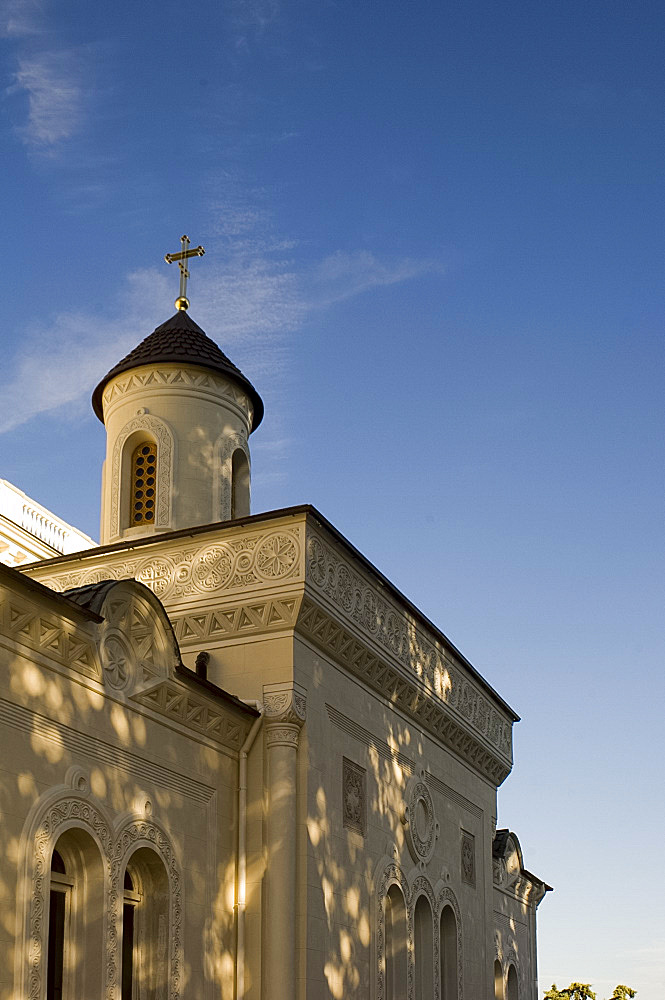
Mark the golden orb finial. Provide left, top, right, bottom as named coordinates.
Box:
left=175, top=296, right=190, bottom=311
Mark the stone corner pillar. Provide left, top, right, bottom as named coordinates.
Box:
left=263, top=682, right=307, bottom=1000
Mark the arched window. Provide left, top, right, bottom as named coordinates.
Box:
left=494, top=959, right=504, bottom=1000
left=414, top=895, right=434, bottom=1000
left=46, top=830, right=105, bottom=1000
left=130, top=441, right=158, bottom=526
left=385, top=884, right=407, bottom=1000
left=440, top=905, right=458, bottom=1000
left=47, top=849, right=71, bottom=1000
left=506, top=964, right=519, bottom=1000
left=121, top=848, right=170, bottom=999
left=231, top=448, right=250, bottom=519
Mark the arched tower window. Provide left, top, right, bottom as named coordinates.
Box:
left=231, top=448, right=250, bottom=519
left=414, top=895, right=434, bottom=1000
left=440, top=905, right=458, bottom=1000
left=130, top=442, right=157, bottom=526
left=385, top=884, right=407, bottom=1000
left=121, top=848, right=170, bottom=999
left=506, top=964, right=519, bottom=1000
left=494, top=959, right=504, bottom=1000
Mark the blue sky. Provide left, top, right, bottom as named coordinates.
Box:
left=2, top=0, right=664, bottom=994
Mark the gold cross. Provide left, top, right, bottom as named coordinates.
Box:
left=164, top=235, right=205, bottom=311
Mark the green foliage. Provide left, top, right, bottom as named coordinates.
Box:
left=543, top=985, right=636, bottom=1000
left=544, top=985, right=596, bottom=1000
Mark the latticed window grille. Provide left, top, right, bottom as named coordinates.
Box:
left=131, top=443, right=157, bottom=524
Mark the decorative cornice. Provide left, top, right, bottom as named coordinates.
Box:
left=298, top=595, right=511, bottom=785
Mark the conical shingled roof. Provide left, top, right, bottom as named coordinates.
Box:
left=91, top=311, right=264, bottom=429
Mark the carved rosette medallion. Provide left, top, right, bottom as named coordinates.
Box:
left=100, top=632, right=134, bottom=690
left=401, top=770, right=439, bottom=867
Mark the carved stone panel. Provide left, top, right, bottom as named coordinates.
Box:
left=461, top=830, right=475, bottom=886
left=342, top=757, right=366, bottom=836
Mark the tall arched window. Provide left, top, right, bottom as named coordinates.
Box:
left=121, top=848, right=170, bottom=999
left=47, top=849, right=71, bottom=1000
left=506, top=964, right=519, bottom=1000
left=231, top=448, right=250, bottom=519
left=130, top=441, right=158, bottom=526
left=385, top=884, right=407, bottom=1000
left=46, top=830, right=105, bottom=1000
left=494, top=959, right=505, bottom=1000
left=440, top=905, right=458, bottom=1000
left=414, top=895, right=434, bottom=1000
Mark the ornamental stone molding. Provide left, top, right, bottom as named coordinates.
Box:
left=102, top=366, right=253, bottom=425
left=16, top=783, right=182, bottom=1000
left=263, top=682, right=307, bottom=726
left=31, top=526, right=302, bottom=603
left=110, top=413, right=174, bottom=537
left=305, top=528, right=513, bottom=776
left=401, top=771, right=439, bottom=868
left=263, top=682, right=306, bottom=748
left=298, top=596, right=510, bottom=785
left=0, top=584, right=101, bottom=682
left=461, top=831, right=475, bottom=887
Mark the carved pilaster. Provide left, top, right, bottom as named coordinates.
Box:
left=262, top=682, right=306, bottom=1000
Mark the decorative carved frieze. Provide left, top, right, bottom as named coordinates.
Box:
left=133, top=680, right=246, bottom=750
left=31, top=526, right=302, bottom=603
left=299, top=597, right=511, bottom=785
left=103, top=367, right=252, bottom=423
left=305, top=528, right=513, bottom=772
left=0, top=587, right=100, bottom=681
left=171, top=595, right=300, bottom=645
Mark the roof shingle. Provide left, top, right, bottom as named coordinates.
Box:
left=91, top=311, right=263, bottom=429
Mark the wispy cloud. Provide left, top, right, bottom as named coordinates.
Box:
left=0, top=230, right=442, bottom=434
left=307, top=250, right=444, bottom=308
left=14, top=48, right=83, bottom=149
left=0, top=0, right=43, bottom=38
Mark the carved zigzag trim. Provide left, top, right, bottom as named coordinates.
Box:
left=171, top=596, right=300, bottom=644
left=132, top=680, right=245, bottom=750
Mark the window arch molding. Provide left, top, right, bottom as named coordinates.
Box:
left=376, top=861, right=413, bottom=1000
left=435, top=885, right=463, bottom=1000
left=112, top=813, right=183, bottom=1000
left=15, top=782, right=113, bottom=1000
left=110, top=415, right=174, bottom=538
left=213, top=432, right=251, bottom=521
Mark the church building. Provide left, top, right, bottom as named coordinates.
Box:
left=0, top=246, right=549, bottom=1000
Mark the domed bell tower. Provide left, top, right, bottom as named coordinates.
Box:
left=92, top=237, right=264, bottom=545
